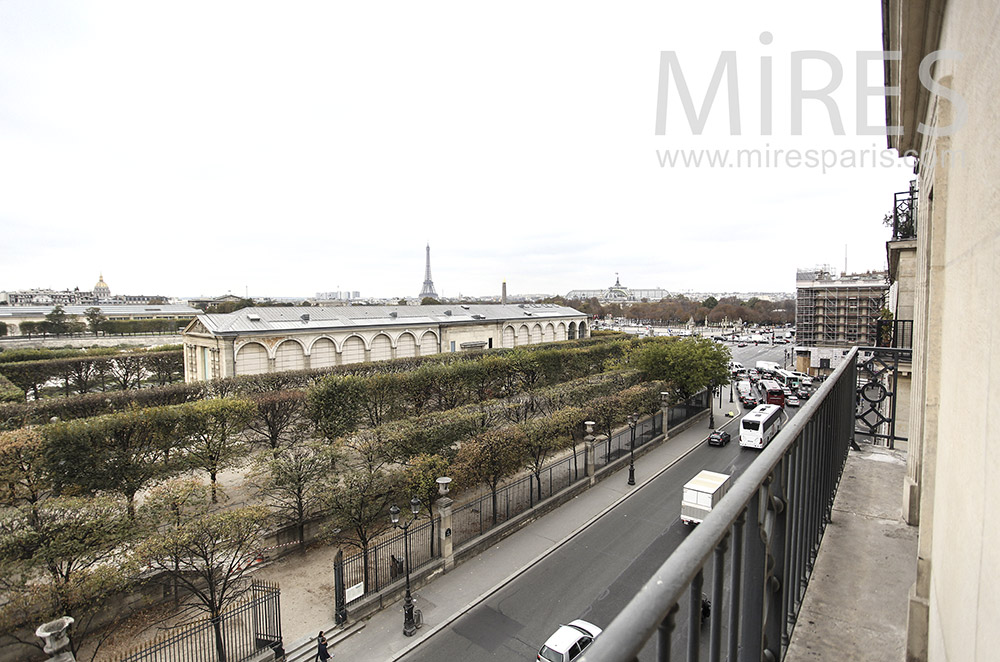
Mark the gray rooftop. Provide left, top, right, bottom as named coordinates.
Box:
left=192, top=304, right=586, bottom=335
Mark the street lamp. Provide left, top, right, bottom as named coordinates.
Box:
left=627, top=412, right=638, bottom=486
left=729, top=379, right=734, bottom=403
left=708, top=380, right=715, bottom=429
left=389, top=496, right=421, bottom=636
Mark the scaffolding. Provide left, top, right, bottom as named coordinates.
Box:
left=795, top=272, right=887, bottom=350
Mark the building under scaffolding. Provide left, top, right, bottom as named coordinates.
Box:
left=795, top=268, right=888, bottom=375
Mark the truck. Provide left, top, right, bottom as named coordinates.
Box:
left=681, top=470, right=732, bottom=525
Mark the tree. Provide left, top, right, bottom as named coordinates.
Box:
left=405, top=453, right=451, bottom=556
left=453, top=427, right=527, bottom=525
left=137, top=506, right=269, bottom=662
left=180, top=399, right=256, bottom=503
left=0, top=496, right=134, bottom=661
left=420, top=297, right=441, bottom=305
left=0, top=427, right=52, bottom=508
left=702, top=296, right=719, bottom=309
left=109, top=354, right=146, bottom=390
left=522, top=417, right=565, bottom=504
left=83, top=307, right=106, bottom=337
left=250, top=443, right=335, bottom=553
left=323, top=468, right=401, bottom=593
left=43, top=405, right=182, bottom=518
left=246, top=389, right=309, bottom=456
left=633, top=336, right=730, bottom=400
left=587, top=393, right=624, bottom=461
left=0, top=321, right=7, bottom=336
left=43, top=306, right=70, bottom=336
left=309, top=375, right=363, bottom=441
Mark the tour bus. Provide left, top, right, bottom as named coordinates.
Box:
left=740, top=404, right=784, bottom=449
left=760, top=379, right=785, bottom=408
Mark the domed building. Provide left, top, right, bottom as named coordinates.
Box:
left=93, top=274, right=111, bottom=300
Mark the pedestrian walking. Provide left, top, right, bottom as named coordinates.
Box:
left=315, top=630, right=331, bottom=661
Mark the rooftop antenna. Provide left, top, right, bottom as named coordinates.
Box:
left=844, top=245, right=848, bottom=275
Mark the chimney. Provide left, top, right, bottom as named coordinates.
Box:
left=502, top=280, right=507, bottom=305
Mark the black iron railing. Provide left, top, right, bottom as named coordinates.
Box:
left=111, top=581, right=282, bottom=662
left=876, top=319, right=913, bottom=350
left=581, top=348, right=859, bottom=662
left=892, top=182, right=917, bottom=241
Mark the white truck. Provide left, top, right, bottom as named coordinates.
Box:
left=681, top=470, right=732, bottom=525
left=756, top=360, right=781, bottom=373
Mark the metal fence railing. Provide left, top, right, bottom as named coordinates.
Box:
left=581, top=348, right=859, bottom=662
left=111, top=581, right=282, bottom=662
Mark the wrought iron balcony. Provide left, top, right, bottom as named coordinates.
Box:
left=891, top=182, right=917, bottom=241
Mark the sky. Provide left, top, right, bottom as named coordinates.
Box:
left=0, top=1, right=915, bottom=300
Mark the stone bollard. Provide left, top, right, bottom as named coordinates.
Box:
left=36, top=617, right=75, bottom=662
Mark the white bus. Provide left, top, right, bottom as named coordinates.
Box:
left=740, top=404, right=784, bottom=449
left=774, top=369, right=801, bottom=389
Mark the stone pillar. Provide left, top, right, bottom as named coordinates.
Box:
left=36, top=617, right=75, bottom=662
left=660, top=391, right=671, bottom=439
left=584, top=421, right=596, bottom=486
left=436, top=496, right=455, bottom=571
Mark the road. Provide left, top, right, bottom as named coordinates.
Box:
left=397, top=342, right=797, bottom=661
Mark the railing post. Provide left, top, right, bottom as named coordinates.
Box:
left=740, top=487, right=765, bottom=661
left=763, top=463, right=787, bottom=661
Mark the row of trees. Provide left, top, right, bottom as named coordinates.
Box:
left=548, top=295, right=795, bottom=326
left=5, top=306, right=191, bottom=338
left=0, top=349, right=185, bottom=400
left=0, top=335, right=628, bottom=424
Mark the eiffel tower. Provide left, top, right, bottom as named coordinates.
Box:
left=419, top=243, right=438, bottom=299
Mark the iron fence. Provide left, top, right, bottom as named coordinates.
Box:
left=593, top=413, right=661, bottom=471
left=668, top=389, right=710, bottom=429
left=876, top=318, right=913, bottom=350
left=110, top=582, right=282, bottom=662
left=581, top=348, right=859, bottom=662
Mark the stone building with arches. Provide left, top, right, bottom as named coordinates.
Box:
left=182, top=303, right=589, bottom=382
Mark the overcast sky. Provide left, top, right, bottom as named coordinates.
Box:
left=0, top=1, right=914, bottom=300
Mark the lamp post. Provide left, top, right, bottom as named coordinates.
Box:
left=389, top=496, right=421, bottom=637
left=729, top=379, right=734, bottom=403
left=626, top=412, right=638, bottom=486
left=708, top=380, right=715, bottom=429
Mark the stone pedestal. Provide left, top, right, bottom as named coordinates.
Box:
left=436, top=496, right=454, bottom=571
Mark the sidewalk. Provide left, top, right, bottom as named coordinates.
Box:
left=284, top=411, right=723, bottom=661
left=784, top=439, right=917, bottom=661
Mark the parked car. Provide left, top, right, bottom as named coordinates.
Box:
left=708, top=430, right=731, bottom=446
left=787, top=396, right=801, bottom=407
left=737, top=342, right=747, bottom=347
left=538, top=620, right=603, bottom=662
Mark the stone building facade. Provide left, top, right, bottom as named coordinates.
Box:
left=182, top=304, right=590, bottom=382
left=884, top=1, right=1000, bottom=659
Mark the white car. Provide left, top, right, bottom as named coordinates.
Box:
left=537, top=620, right=602, bottom=662
left=787, top=395, right=801, bottom=407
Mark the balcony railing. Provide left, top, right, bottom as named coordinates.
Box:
left=580, top=347, right=859, bottom=662
left=876, top=318, right=913, bottom=350
left=891, top=183, right=917, bottom=241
